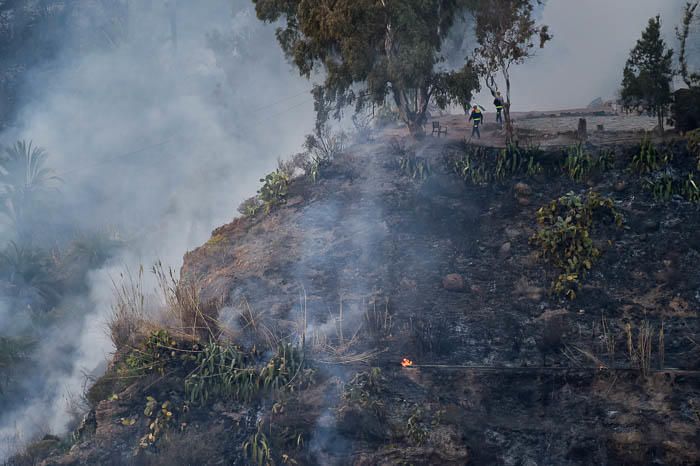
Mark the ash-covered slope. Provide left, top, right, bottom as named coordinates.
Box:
left=28, top=137, right=700, bottom=465
left=179, top=137, right=700, bottom=465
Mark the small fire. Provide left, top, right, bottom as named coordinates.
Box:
left=401, top=358, right=414, bottom=368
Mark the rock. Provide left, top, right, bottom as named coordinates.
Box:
left=613, top=180, right=626, bottom=192
left=514, top=182, right=532, bottom=196
left=516, top=195, right=531, bottom=206
left=442, top=274, right=465, bottom=292
left=662, top=217, right=682, bottom=229
left=641, top=219, right=660, bottom=232
left=499, top=242, right=512, bottom=257
left=504, top=227, right=520, bottom=240
left=536, top=308, right=569, bottom=321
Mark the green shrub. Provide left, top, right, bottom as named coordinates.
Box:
left=642, top=171, right=700, bottom=203
left=630, top=137, right=670, bottom=173
left=342, top=367, right=385, bottom=418
left=531, top=191, right=623, bottom=300
left=138, top=396, right=175, bottom=448
left=563, top=144, right=615, bottom=182
left=451, top=145, right=493, bottom=185
left=123, top=331, right=312, bottom=407
left=398, top=151, right=432, bottom=180
left=688, top=128, right=700, bottom=170
left=683, top=173, right=700, bottom=202
left=238, top=196, right=263, bottom=217
left=452, top=143, right=543, bottom=185
left=258, top=170, right=290, bottom=214
left=243, top=423, right=273, bottom=466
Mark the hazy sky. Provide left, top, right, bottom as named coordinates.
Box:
left=473, top=0, right=688, bottom=110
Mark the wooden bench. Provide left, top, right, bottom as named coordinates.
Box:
left=431, top=121, right=447, bottom=137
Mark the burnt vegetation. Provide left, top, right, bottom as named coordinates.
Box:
left=4, top=1, right=700, bottom=465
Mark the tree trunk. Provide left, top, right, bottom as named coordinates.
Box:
left=504, top=72, right=514, bottom=143
left=657, top=109, right=664, bottom=134
left=393, top=85, right=427, bottom=138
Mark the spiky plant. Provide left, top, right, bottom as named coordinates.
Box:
left=0, top=241, right=60, bottom=309
left=0, top=140, right=61, bottom=236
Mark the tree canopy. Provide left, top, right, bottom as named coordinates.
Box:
left=621, top=16, right=674, bottom=132
left=253, top=0, right=480, bottom=136
left=676, top=1, right=699, bottom=88
left=472, top=0, right=551, bottom=142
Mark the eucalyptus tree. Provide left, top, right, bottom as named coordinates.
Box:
left=253, top=0, right=481, bottom=137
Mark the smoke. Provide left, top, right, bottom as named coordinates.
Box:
left=0, top=0, right=314, bottom=459
left=470, top=0, right=688, bottom=110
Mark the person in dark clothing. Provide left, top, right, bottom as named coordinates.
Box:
left=469, top=105, right=483, bottom=139
left=494, top=92, right=504, bottom=126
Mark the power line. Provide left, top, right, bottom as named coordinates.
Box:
left=55, top=139, right=175, bottom=178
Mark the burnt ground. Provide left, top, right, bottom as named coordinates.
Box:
left=30, top=134, right=700, bottom=465
left=178, top=136, right=699, bottom=464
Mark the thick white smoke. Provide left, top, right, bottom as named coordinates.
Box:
left=0, top=1, right=314, bottom=459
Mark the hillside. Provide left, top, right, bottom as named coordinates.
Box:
left=16, top=129, right=700, bottom=465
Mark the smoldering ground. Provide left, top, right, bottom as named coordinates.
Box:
left=0, top=0, right=696, bottom=461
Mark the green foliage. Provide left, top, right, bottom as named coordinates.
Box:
left=621, top=16, right=675, bottom=130
left=598, top=149, right=616, bottom=172
left=238, top=196, right=263, bottom=218
left=184, top=340, right=258, bottom=405
left=342, top=367, right=385, bottom=418
left=406, top=406, right=428, bottom=445
left=451, top=143, right=543, bottom=185
left=304, top=123, right=346, bottom=165
left=630, top=137, right=670, bottom=173
left=473, top=0, right=551, bottom=141
left=0, top=140, right=61, bottom=237
left=398, top=152, right=432, bottom=180
left=645, top=171, right=676, bottom=201
left=0, top=336, right=35, bottom=395
left=643, top=171, right=700, bottom=203
left=259, top=343, right=310, bottom=394
left=452, top=145, right=493, bottom=185
left=562, top=144, right=615, bottom=182
left=254, top=0, right=480, bottom=135
left=688, top=129, right=700, bottom=170
left=124, top=330, right=176, bottom=377
left=495, top=144, right=531, bottom=181
left=258, top=170, right=290, bottom=214
left=676, top=2, right=700, bottom=88
left=139, top=396, right=175, bottom=448
left=683, top=173, right=700, bottom=202
left=124, top=331, right=312, bottom=407
left=66, top=230, right=123, bottom=269
left=432, top=62, right=482, bottom=114
left=0, top=241, right=60, bottom=307
left=531, top=191, right=623, bottom=300
left=243, top=423, right=273, bottom=466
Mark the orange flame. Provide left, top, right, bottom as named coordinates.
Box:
left=401, top=358, right=414, bottom=368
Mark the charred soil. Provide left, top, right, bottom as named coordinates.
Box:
left=25, top=135, right=700, bottom=465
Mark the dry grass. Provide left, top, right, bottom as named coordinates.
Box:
left=109, top=266, right=147, bottom=350
left=626, top=320, right=655, bottom=376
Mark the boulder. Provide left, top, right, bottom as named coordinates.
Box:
left=442, top=274, right=465, bottom=292
left=514, top=182, right=532, bottom=196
